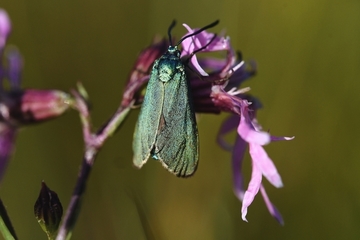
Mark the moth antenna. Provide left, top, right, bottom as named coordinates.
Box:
left=168, top=20, right=177, bottom=46
left=176, top=20, right=219, bottom=46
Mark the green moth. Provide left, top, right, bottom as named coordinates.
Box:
left=133, top=20, right=219, bottom=177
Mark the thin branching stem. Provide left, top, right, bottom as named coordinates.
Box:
left=55, top=87, right=134, bottom=240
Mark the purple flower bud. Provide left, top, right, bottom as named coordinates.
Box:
left=34, top=181, right=63, bottom=238
left=121, top=37, right=168, bottom=107
left=0, top=89, right=72, bottom=125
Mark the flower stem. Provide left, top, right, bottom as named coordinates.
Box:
left=55, top=86, right=133, bottom=240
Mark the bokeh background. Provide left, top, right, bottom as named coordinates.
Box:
left=1, top=0, right=359, bottom=239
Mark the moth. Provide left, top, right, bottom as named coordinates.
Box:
left=133, top=20, right=219, bottom=177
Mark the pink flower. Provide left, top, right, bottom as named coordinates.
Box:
left=213, top=85, right=293, bottom=224
left=124, top=21, right=294, bottom=223
left=179, top=23, right=294, bottom=223
left=181, top=23, right=231, bottom=76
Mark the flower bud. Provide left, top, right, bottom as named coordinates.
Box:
left=121, top=37, right=168, bottom=107
left=34, top=181, right=63, bottom=238
left=0, top=89, right=73, bottom=125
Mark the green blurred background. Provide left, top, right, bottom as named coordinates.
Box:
left=1, top=0, right=359, bottom=239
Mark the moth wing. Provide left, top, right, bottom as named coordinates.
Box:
left=133, top=64, right=164, bottom=168
left=154, top=70, right=199, bottom=177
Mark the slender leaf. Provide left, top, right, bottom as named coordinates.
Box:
left=0, top=198, right=17, bottom=240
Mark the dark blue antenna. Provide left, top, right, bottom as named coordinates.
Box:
left=167, top=20, right=177, bottom=46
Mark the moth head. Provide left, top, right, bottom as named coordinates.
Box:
left=167, top=45, right=181, bottom=58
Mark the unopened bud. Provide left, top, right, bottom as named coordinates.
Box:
left=121, top=37, right=168, bottom=107
left=34, top=181, right=63, bottom=239
left=0, top=89, right=73, bottom=125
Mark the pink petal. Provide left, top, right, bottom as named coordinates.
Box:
left=190, top=57, right=209, bottom=76
left=241, top=162, right=262, bottom=222
left=181, top=23, right=231, bottom=76
left=184, top=27, right=230, bottom=53
left=260, top=185, right=284, bottom=225
left=238, top=114, right=270, bottom=145
left=180, top=24, right=209, bottom=76
left=180, top=24, right=199, bottom=56
left=249, top=143, right=283, bottom=188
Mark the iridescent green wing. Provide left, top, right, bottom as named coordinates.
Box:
left=132, top=60, right=164, bottom=168
left=154, top=67, right=199, bottom=177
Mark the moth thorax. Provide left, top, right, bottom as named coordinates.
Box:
left=158, top=61, right=178, bottom=82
